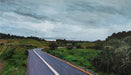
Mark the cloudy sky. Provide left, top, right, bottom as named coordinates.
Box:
left=0, top=0, right=131, bottom=41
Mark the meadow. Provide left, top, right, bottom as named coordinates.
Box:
left=0, top=39, right=48, bottom=75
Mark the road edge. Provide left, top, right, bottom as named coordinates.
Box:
left=33, top=50, right=59, bottom=75
left=41, top=50, right=93, bottom=75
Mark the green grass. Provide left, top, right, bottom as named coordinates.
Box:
left=0, top=39, right=49, bottom=48
left=0, top=45, right=31, bottom=75
left=43, top=48, right=101, bottom=71
left=0, top=39, right=49, bottom=75
left=77, top=42, right=95, bottom=48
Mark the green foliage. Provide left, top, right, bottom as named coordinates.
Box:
left=0, top=48, right=14, bottom=60
left=49, top=42, right=58, bottom=50
left=76, top=44, right=82, bottom=49
left=64, top=55, right=76, bottom=62
left=106, top=31, right=131, bottom=40
left=77, top=42, right=95, bottom=49
left=123, top=36, right=131, bottom=45
left=0, top=43, right=5, bottom=46
left=56, top=39, right=67, bottom=46
left=0, top=32, right=45, bottom=41
left=0, top=39, right=43, bottom=75
left=67, top=45, right=73, bottom=50
left=0, top=31, right=130, bottom=75
left=1, top=65, right=26, bottom=75
left=43, top=48, right=100, bottom=71
left=91, top=38, right=131, bottom=75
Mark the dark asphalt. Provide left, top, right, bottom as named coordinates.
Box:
left=28, top=48, right=90, bottom=75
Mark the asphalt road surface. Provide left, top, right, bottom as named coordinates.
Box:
left=28, top=48, right=92, bottom=75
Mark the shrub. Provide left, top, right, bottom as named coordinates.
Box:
left=67, top=46, right=73, bottom=50
left=25, top=50, right=28, bottom=56
left=64, top=55, right=76, bottom=62
left=86, top=46, right=93, bottom=49
left=0, top=43, right=5, bottom=46
left=123, top=36, right=131, bottom=45
left=49, top=42, right=58, bottom=50
left=91, top=39, right=131, bottom=75
left=1, top=48, right=14, bottom=60
left=76, top=45, right=82, bottom=49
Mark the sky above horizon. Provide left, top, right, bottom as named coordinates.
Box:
left=0, top=0, right=131, bottom=41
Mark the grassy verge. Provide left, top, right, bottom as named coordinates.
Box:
left=0, top=45, right=35, bottom=75
left=42, top=48, right=101, bottom=72
left=0, top=39, right=48, bottom=75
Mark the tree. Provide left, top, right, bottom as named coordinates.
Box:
left=49, top=42, right=58, bottom=50
left=76, top=45, right=82, bottom=49
left=91, top=39, right=131, bottom=75
left=106, top=31, right=131, bottom=41
left=67, top=45, right=73, bottom=50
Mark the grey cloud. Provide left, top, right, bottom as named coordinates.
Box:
left=67, top=2, right=120, bottom=15
left=14, top=10, right=48, bottom=20
left=0, top=0, right=131, bottom=41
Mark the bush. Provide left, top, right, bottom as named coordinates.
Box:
left=76, top=45, right=82, bottom=49
left=67, top=46, right=73, bottom=50
left=0, top=48, right=14, bottom=60
left=123, top=36, right=131, bottom=45
left=0, top=43, right=5, bottom=46
left=25, top=50, right=28, bottom=56
left=91, top=39, right=131, bottom=75
left=64, top=55, right=76, bottom=62
left=86, top=46, right=93, bottom=49
left=49, top=42, right=58, bottom=50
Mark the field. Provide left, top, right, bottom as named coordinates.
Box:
left=0, top=39, right=49, bottom=75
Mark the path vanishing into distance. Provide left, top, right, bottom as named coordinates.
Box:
left=28, top=48, right=94, bottom=75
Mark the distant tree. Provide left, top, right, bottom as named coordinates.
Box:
left=106, top=31, right=131, bottom=40
left=72, top=42, right=76, bottom=47
left=94, top=43, right=103, bottom=50
left=86, top=46, right=93, bottom=49
left=56, top=39, right=67, bottom=46
left=76, top=45, right=82, bottom=49
left=67, top=45, right=73, bottom=50
left=49, top=42, right=58, bottom=50
left=0, top=32, right=45, bottom=41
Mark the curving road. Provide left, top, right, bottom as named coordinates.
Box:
left=28, top=48, right=93, bottom=75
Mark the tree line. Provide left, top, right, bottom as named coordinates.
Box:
left=0, top=33, right=45, bottom=41
left=106, top=31, right=131, bottom=40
